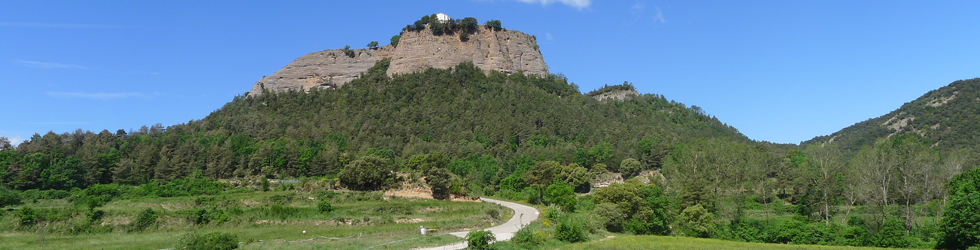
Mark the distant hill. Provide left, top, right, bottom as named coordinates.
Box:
left=803, top=78, right=980, bottom=159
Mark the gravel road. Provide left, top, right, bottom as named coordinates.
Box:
left=415, top=197, right=539, bottom=250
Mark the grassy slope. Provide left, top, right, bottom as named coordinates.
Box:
left=561, top=235, right=908, bottom=250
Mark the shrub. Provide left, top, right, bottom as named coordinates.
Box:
left=498, top=171, right=526, bottom=192
left=268, top=205, right=300, bottom=220
left=619, top=158, right=642, bottom=178
left=544, top=180, right=576, bottom=212
left=0, top=186, right=21, bottom=208
left=874, top=217, right=910, bottom=248
left=938, top=168, right=980, bottom=249
left=19, top=206, right=36, bottom=226
left=466, top=229, right=495, bottom=250
left=175, top=232, right=239, bottom=250
left=390, top=35, right=401, bottom=48
left=486, top=209, right=500, bottom=220
left=74, top=183, right=123, bottom=208
left=594, top=203, right=625, bottom=232
left=317, top=201, right=334, bottom=213
left=678, top=204, right=714, bottom=238
left=343, top=45, right=355, bottom=58
left=512, top=225, right=546, bottom=248
left=484, top=19, right=502, bottom=31
left=339, top=155, right=396, bottom=191
left=268, top=193, right=295, bottom=205
left=425, top=167, right=453, bottom=199
left=132, top=208, right=157, bottom=232
left=374, top=203, right=413, bottom=215
left=555, top=218, right=587, bottom=243
left=191, top=208, right=210, bottom=225
left=840, top=225, right=871, bottom=246
left=461, top=17, right=479, bottom=33
left=87, top=209, right=106, bottom=223
left=260, top=177, right=269, bottom=192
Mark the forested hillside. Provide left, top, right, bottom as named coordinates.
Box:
left=0, top=59, right=746, bottom=191
left=5, top=57, right=980, bottom=249
left=803, top=78, right=980, bottom=161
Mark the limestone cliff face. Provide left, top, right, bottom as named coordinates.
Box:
left=386, top=28, right=548, bottom=77
left=249, top=46, right=394, bottom=95
left=249, top=27, right=548, bottom=96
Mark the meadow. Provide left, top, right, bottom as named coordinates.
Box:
left=560, top=235, right=911, bottom=250
left=0, top=186, right=511, bottom=250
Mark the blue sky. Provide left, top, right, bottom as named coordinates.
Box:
left=2, top=1, right=979, bottom=145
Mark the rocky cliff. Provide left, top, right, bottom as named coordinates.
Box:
left=249, top=27, right=549, bottom=96
left=248, top=46, right=394, bottom=95
left=592, top=89, right=640, bottom=101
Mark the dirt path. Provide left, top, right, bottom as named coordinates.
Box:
left=415, top=197, right=539, bottom=250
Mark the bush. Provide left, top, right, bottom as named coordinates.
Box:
left=678, top=204, right=714, bottom=238
left=555, top=218, right=587, bottom=243
left=425, top=167, right=453, bottom=199
left=512, top=225, right=546, bottom=248
left=938, top=168, right=980, bottom=249
left=466, top=229, right=495, bottom=250
left=132, top=208, right=157, bottom=232
left=0, top=187, right=21, bottom=208
left=374, top=203, right=413, bottom=215
left=268, top=205, right=303, bottom=220
left=390, top=35, right=400, bottom=48
left=73, top=183, right=123, bottom=208
left=317, top=200, right=334, bottom=213
left=461, top=17, right=479, bottom=33
left=874, top=217, right=910, bottom=248
left=544, top=180, right=576, bottom=212
left=343, top=45, right=355, bottom=58
left=191, top=209, right=210, bottom=225
left=840, top=225, right=871, bottom=246
left=19, top=206, right=36, bottom=226
left=594, top=203, right=625, bottom=232
left=619, top=158, right=642, bottom=178
left=484, top=19, right=502, bottom=31
left=339, top=155, right=396, bottom=191
left=175, top=232, right=239, bottom=250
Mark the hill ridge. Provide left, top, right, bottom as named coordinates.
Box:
left=803, top=78, right=980, bottom=158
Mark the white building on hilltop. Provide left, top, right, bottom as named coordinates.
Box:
left=436, top=13, right=450, bottom=23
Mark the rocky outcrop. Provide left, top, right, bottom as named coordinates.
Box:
left=592, top=89, right=640, bottom=101
left=249, top=27, right=549, bottom=96
left=386, top=28, right=548, bottom=77
left=249, top=46, right=394, bottom=95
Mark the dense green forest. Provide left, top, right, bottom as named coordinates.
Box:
left=3, top=59, right=980, bottom=249
left=0, top=59, right=744, bottom=191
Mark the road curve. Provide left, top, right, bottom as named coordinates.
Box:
left=415, top=197, right=539, bottom=250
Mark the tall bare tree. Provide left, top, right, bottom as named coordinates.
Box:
left=804, top=143, right=844, bottom=226
left=853, top=139, right=894, bottom=228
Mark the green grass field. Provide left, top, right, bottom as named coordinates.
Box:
left=560, top=235, right=914, bottom=250
left=0, top=190, right=511, bottom=250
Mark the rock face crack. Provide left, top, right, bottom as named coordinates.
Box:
left=249, top=28, right=548, bottom=96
